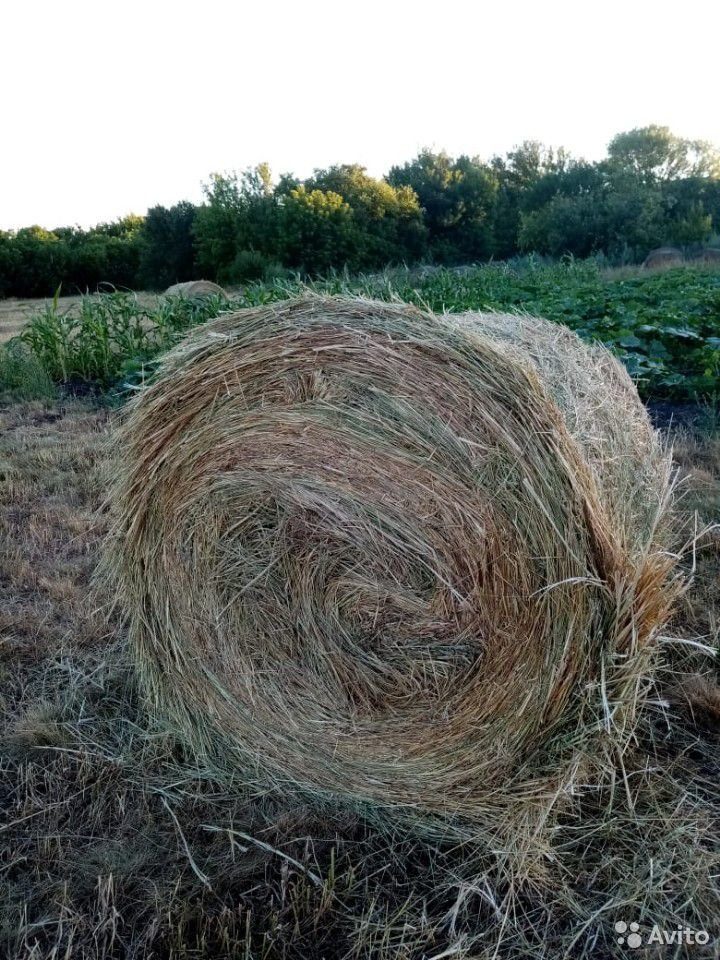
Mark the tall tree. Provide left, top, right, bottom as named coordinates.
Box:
left=194, top=165, right=279, bottom=281
left=138, top=202, right=197, bottom=289
left=388, top=151, right=497, bottom=262
left=608, top=126, right=720, bottom=182
left=305, top=165, right=427, bottom=266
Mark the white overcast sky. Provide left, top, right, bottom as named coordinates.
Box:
left=2, top=0, right=718, bottom=229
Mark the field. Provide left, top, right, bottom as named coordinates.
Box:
left=2, top=260, right=720, bottom=401
left=1, top=262, right=719, bottom=958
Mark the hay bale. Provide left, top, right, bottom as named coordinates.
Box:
left=454, top=310, right=671, bottom=552
left=105, top=296, right=680, bottom=832
left=694, top=248, right=720, bottom=265
left=642, top=247, right=684, bottom=269
left=164, top=279, right=227, bottom=299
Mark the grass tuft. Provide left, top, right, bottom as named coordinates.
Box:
left=0, top=340, right=55, bottom=403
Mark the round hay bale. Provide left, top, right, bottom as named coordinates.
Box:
left=106, top=296, right=679, bottom=832
left=694, top=247, right=720, bottom=265
left=164, top=279, right=227, bottom=299
left=642, top=247, right=684, bottom=269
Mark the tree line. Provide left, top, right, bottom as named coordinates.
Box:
left=2, top=126, right=719, bottom=298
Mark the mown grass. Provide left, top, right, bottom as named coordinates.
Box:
left=3, top=258, right=719, bottom=401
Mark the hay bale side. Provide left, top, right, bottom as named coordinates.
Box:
left=105, top=295, right=680, bottom=834
left=454, top=310, right=673, bottom=553
left=164, top=279, right=227, bottom=298
left=642, top=247, right=684, bottom=269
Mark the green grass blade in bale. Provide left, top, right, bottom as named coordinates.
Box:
left=103, top=295, right=681, bottom=844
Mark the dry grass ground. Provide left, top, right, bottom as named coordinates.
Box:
left=0, top=396, right=718, bottom=959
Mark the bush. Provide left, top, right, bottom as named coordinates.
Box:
left=222, top=249, right=272, bottom=283
left=0, top=222, right=142, bottom=299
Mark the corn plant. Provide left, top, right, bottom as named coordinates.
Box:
left=19, top=292, right=229, bottom=388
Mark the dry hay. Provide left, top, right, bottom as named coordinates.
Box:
left=164, top=279, right=227, bottom=298
left=642, top=246, right=684, bottom=269
left=455, top=310, right=672, bottom=553
left=105, top=295, right=680, bottom=837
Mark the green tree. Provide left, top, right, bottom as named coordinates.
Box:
left=193, top=172, right=246, bottom=278
left=490, top=142, right=569, bottom=257
left=601, top=173, right=666, bottom=254
left=608, top=126, right=720, bottom=183
left=388, top=151, right=497, bottom=262
left=11, top=227, right=66, bottom=297
left=277, top=186, right=355, bottom=273
left=519, top=194, right=606, bottom=257
left=138, top=202, right=197, bottom=289
left=669, top=202, right=712, bottom=247
left=305, top=164, right=426, bottom=267
left=90, top=214, right=144, bottom=240
left=0, top=231, right=22, bottom=297
left=194, top=165, right=280, bottom=281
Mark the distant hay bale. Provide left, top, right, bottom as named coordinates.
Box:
left=105, top=296, right=680, bottom=834
left=642, top=247, right=684, bottom=269
left=164, top=279, right=227, bottom=299
left=694, top=248, right=720, bottom=265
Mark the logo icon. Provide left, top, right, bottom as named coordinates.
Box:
left=615, top=921, right=642, bottom=949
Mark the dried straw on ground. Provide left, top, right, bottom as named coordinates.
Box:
left=164, top=279, right=227, bottom=298
left=105, top=295, right=680, bottom=836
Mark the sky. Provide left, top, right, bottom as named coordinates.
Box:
left=2, top=0, right=719, bottom=230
